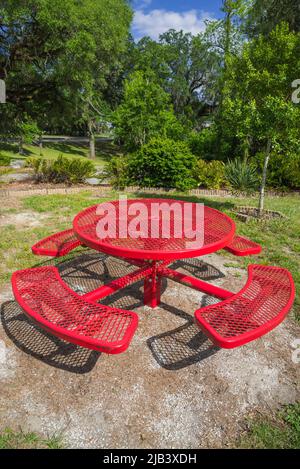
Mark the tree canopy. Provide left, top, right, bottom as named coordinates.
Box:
left=1, top=0, right=300, bottom=193
left=0, top=0, right=132, bottom=145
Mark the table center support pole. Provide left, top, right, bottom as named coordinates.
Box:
left=144, top=260, right=162, bottom=308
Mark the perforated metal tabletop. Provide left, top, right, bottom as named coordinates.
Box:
left=73, top=198, right=236, bottom=261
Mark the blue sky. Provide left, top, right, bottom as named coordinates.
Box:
left=132, top=0, right=223, bottom=40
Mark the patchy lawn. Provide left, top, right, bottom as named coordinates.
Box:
left=0, top=189, right=299, bottom=448
left=134, top=192, right=300, bottom=321
left=239, top=402, right=300, bottom=449
left=0, top=140, right=122, bottom=169
left=0, top=428, right=64, bottom=449
left=0, top=192, right=109, bottom=285
left=2, top=190, right=298, bottom=319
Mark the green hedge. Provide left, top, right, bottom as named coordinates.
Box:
left=254, top=151, right=300, bottom=190
left=127, top=137, right=197, bottom=191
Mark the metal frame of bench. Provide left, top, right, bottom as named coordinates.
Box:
left=12, top=259, right=295, bottom=354
left=194, top=264, right=295, bottom=349
left=31, top=229, right=145, bottom=269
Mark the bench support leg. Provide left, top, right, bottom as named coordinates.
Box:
left=160, top=267, right=234, bottom=300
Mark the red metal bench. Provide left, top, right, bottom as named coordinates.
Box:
left=32, top=229, right=262, bottom=260
left=12, top=266, right=138, bottom=354
left=194, top=265, right=295, bottom=349
left=32, top=229, right=83, bottom=257
left=31, top=229, right=145, bottom=269
left=223, top=235, right=262, bottom=256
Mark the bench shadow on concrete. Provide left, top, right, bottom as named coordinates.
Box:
left=1, top=301, right=100, bottom=374
left=146, top=257, right=223, bottom=370
left=147, top=320, right=220, bottom=371
left=1, top=251, right=224, bottom=372
left=147, top=294, right=220, bottom=371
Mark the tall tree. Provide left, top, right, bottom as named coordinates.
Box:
left=0, top=0, right=132, bottom=149
left=247, top=0, right=300, bottom=35
left=213, top=0, right=248, bottom=150
left=132, top=30, right=221, bottom=126
left=221, top=23, right=300, bottom=213
left=113, top=70, right=183, bottom=151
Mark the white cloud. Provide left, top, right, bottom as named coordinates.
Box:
left=133, top=9, right=214, bottom=40
left=133, top=0, right=152, bottom=10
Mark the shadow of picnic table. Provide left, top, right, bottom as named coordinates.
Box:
left=1, top=300, right=100, bottom=374
left=1, top=251, right=223, bottom=372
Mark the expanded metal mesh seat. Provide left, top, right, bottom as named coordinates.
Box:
left=12, top=266, right=138, bottom=354
left=31, top=229, right=145, bottom=270
left=224, top=235, right=262, bottom=256
left=194, top=265, right=295, bottom=348
left=32, top=229, right=83, bottom=257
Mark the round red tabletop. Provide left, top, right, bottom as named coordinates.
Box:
left=73, top=198, right=235, bottom=261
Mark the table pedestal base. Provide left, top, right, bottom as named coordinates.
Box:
left=144, top=275, right=161, bottom=308
left=83, top=258, right=234, bottom=308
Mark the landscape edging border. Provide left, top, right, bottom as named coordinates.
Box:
left=0, top=185, right=298, bottom=198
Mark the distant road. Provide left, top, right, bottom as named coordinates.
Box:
left=1, top=136, right=114, bottom=144
left=42, top=136, right=113, bottom=143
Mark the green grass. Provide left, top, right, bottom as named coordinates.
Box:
left=0, top=190, right=299, bottom=448
left=0, top=140, right=122, bottom=169
left=0, top=167, right=13, bottom=177
left=0, top=192, right=112, bottom=284
left=134, top=191, right=300, bottom=319
left=23, top=191, right=103, bottom=213
left=0, top=190, right=299, bottom=320
left=239, top=402, right=300, bottom=448
left=0, top=428, right=64, bottom=449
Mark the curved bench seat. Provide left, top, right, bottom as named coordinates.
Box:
left=31, top=229, right=146, bottom=269
left=224, top=235, right=262, bottom=256
left=12, top=266, right=138, bottom=354
left=32, top=229, right=83, bottom=257
left=194, top=265, right=295, bottom=349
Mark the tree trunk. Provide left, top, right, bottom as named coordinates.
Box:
left=39, top=136, right=43, bottom=156
left=243, top=136, right=250, bottom=162
left=258, top=138, right=272, bottom=217
left=19, top=137, right=24, bottom=155
left=88, top=121, right=96, bottom=159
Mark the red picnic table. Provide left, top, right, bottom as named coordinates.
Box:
left=12, top=198, right=295, bottom=355
left=73, top=198, right=236, bottom=308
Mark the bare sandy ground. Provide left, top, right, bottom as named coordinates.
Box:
left=0, top=251, right=299, bottom=448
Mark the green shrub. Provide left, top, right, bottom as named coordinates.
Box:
left=188, top=128, right=218, bottom=160
left=0, top=154, right=11, bottom=166
left=225, top=159, right=259, bottom=194
left=127, top=137, right=197, bottom=191
left=26, top=155, right=95, bottom=184
left=0, top=167, right=13, bottom=177
left=103, top=155, right=130, bottom=190
left=162, top=111, right=186, bottom=142
left=195, top=160, right=226, bottom=189
left=254, top=151, right=300, bottom=189
left=113, top=70, right=185, bottom=151
left=25, top=156, right=43, bottom=173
